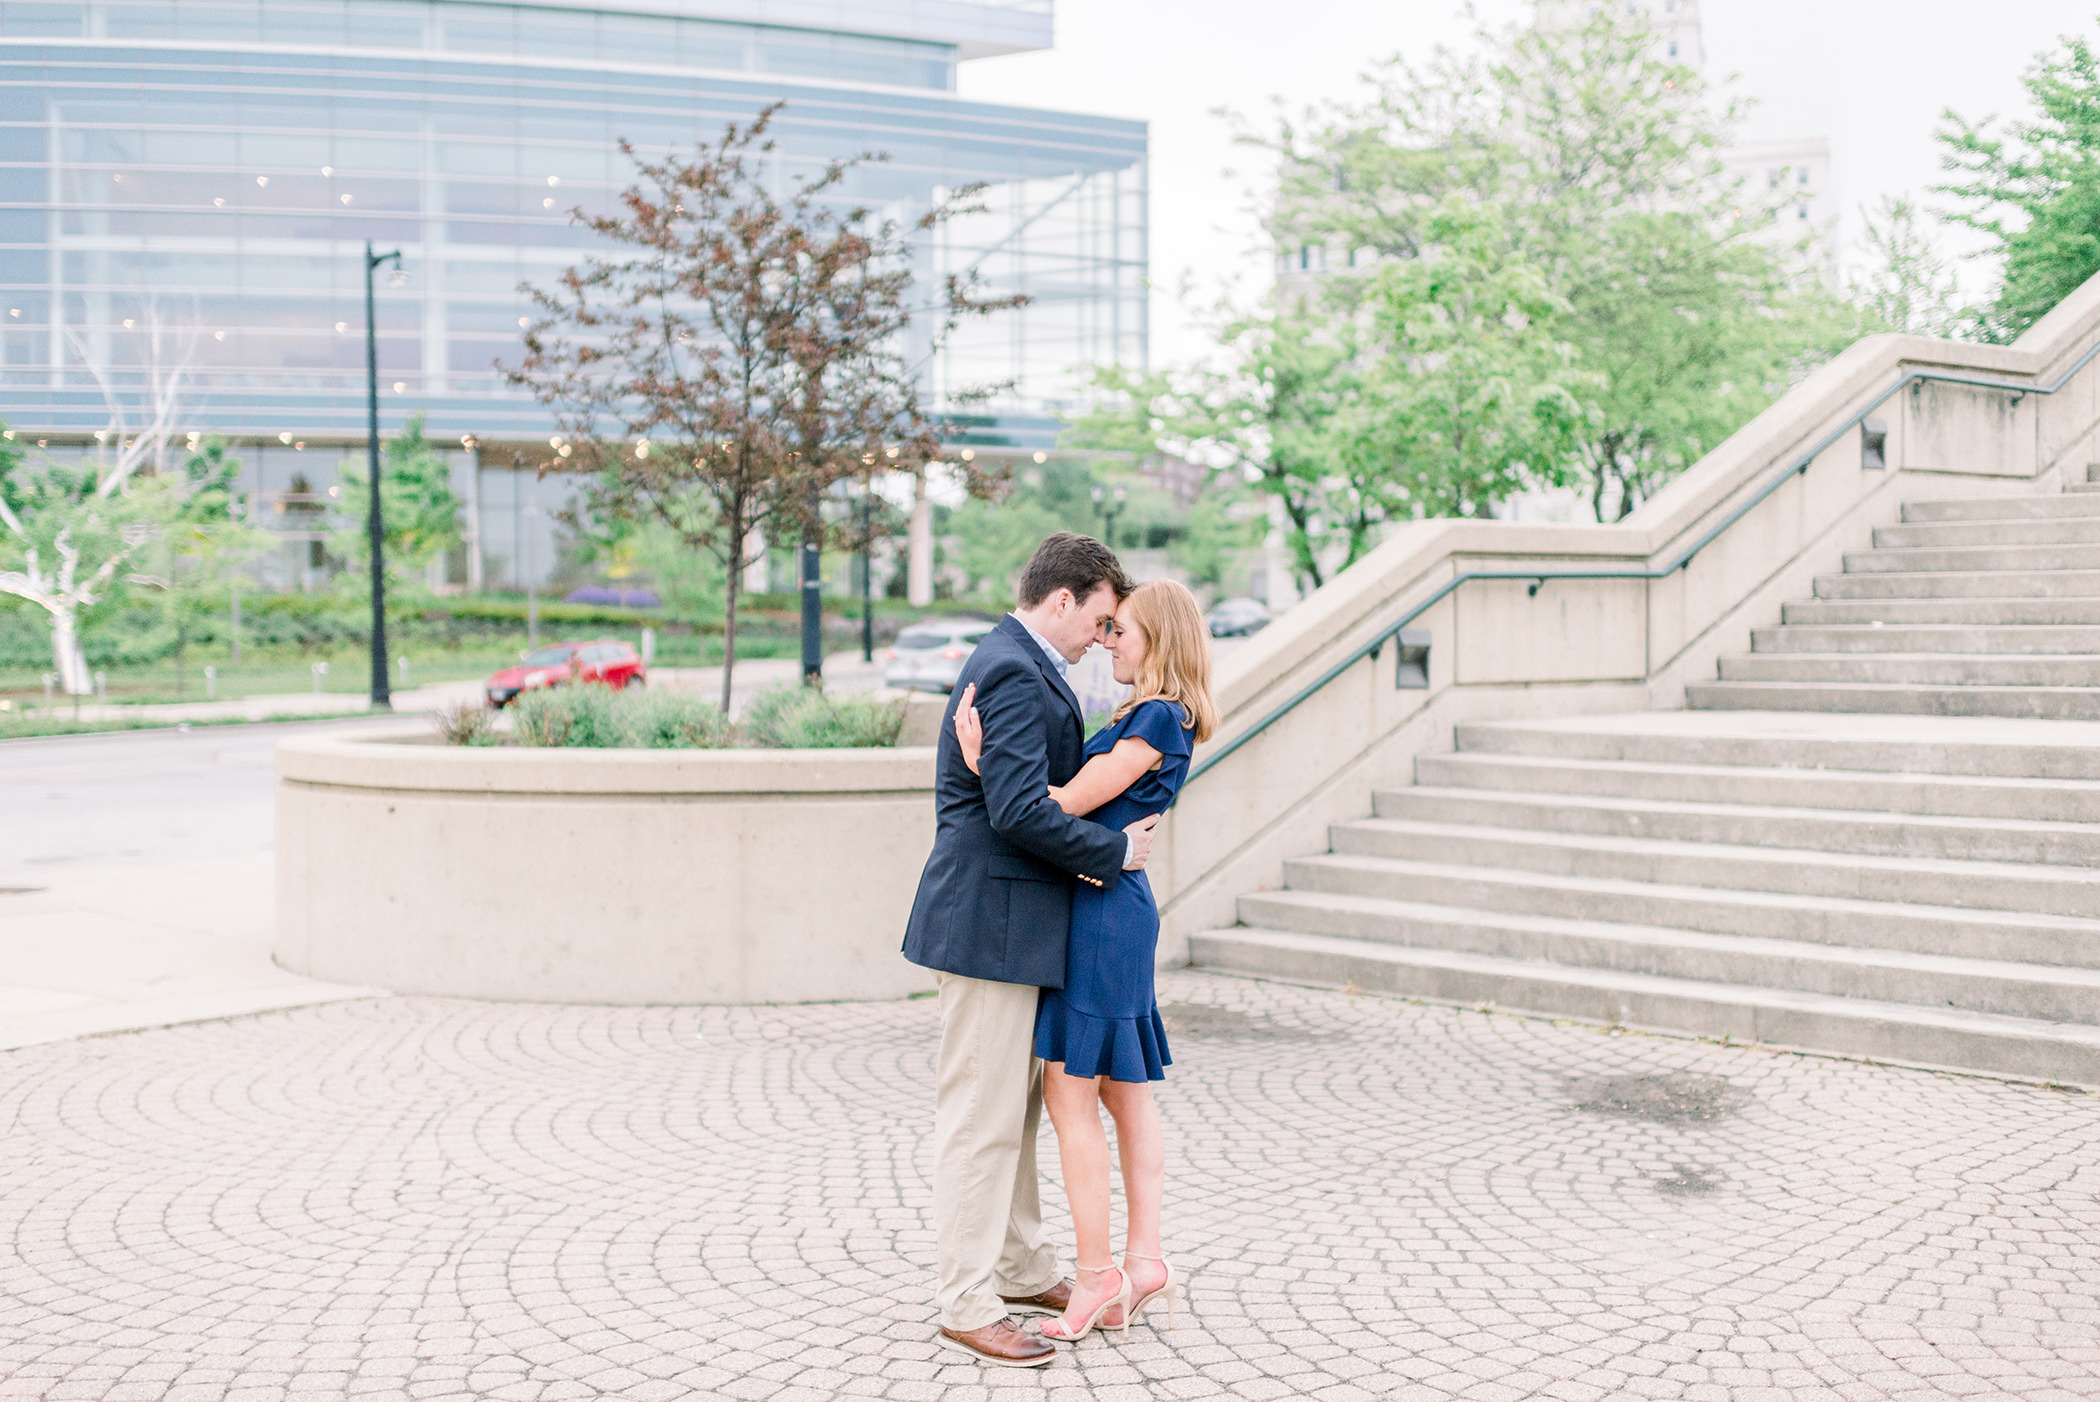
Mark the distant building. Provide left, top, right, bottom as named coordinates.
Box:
left=0, top=0, right=1146, bottom=590
left=1723, top=136, right=1838, bottom=271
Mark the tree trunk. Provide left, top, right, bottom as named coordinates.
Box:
left=720, top=543, right=741, bottom=716
left=51, top=606, right=89, bottom=695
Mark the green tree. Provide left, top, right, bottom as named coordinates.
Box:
left=0, top=434, right=172, bottom=693
left=1566, top=210, right=1848, bottom=518
left=504, top=105, right=1011, bottom=709
left=1067, top=309, right=1377, bottom=589
left=333, top=413, right=464, bottom=584
left=948, top=492, right=1063, bottom=601
left=1938, top=25, right=2100, bottom=343
left=1258, top=6, right=1846, bottom=521
left=1850, top=195, right=1964, bottom=338
left=1171, top=490, right=1262, bottom=590
left=144, top=436, right=267, bottom=686
left=1364, top=199, right=1590, bottom=520
left=946, top=455, right=1090, bottom=600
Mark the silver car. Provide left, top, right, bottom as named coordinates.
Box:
left=1206, top=596, right=1272, bottom=638
left=884, top=618, right=996, bottom=692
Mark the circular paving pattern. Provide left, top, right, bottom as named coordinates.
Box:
left=2, top=972, right=2097, bottom=1401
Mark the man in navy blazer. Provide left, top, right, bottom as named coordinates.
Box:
left=902, top=533, right=1158, bottom=1367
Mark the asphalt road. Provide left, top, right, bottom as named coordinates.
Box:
left=0, top=718, right=373, bottom=879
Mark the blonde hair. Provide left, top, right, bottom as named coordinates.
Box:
left=1110, top=579, right=1218, bottom=744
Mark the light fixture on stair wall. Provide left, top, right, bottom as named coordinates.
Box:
left=1392, top=629, right=1432, bottom=689
left=1861, top=418, right=1889, bottom=471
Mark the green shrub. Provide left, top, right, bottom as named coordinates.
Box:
left=448, top=681, right=902, bottom=749
left=497, top=684, right=734, bottom=749
left=510, top=684, right=624, bottom=748
left=624, top=689, right=736, bottom=749
left=739, top=684, right=906, bottom=749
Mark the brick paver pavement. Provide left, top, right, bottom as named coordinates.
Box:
left=1, top=973, right=2096, bottom=1402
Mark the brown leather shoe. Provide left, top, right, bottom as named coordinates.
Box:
left=999, top=1278, right=1073, bottom=1317
left=936, top=1317, right=1057, bottom=1368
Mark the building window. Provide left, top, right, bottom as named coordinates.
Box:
left=1668, top=40, right=1678, bottom=56
left=1798, top=167, right=1811, bottom=186
left=1299, top=244, right=1325, bottom=272
left=1798, top=204, right=1809, bottom=220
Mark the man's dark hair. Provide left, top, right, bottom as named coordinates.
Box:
left=1016, top=531, right=1132, bottom=609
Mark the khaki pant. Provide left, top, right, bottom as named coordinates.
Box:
left=931, top=971, right=1060, bottom=1330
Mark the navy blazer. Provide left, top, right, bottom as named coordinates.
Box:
left=902, top=614, right=1129, bottom=988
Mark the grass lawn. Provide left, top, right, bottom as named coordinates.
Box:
left=0, top=623, right=812, bottom=708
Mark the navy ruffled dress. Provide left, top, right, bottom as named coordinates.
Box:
left=1034, top=698, right=1193, bottom=1083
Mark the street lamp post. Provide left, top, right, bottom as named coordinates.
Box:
left=364, top=240, right=403, bottom=711
left=800, top=504, right=823, bottom=687
left=1092, top=482, right=1128, bottom=550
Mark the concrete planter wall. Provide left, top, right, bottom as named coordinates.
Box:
left=275, top=732, right=938, bottom=1004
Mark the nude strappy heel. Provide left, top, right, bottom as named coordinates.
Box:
left=1037, top=1264, right=1131, bottom=1344
left=1122, top=1251, right=1178, bottom=1329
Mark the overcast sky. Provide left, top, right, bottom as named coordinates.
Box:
left=957, top=0, right=2100, bottom=366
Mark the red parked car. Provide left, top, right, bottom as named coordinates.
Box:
left=485, top=639, right=646, bottom=708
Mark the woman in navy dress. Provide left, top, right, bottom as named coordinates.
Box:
left=955, top=579, right=1217, bottom=1346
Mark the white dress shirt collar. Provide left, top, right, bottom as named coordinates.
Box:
left=1010, top=613, right=1072, bottom=679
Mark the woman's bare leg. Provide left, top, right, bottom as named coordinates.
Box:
left=1041, top=1064, right=1122, bottom=1331
left=1099, top=1078, right=1167, bottom=1310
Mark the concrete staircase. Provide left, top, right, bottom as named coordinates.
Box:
left=1689, top=471, right=2100, bottom=718
left=1193, top=484, right=2100, bottom=1085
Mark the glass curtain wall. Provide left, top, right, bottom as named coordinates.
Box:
left=0, top=8, right=1146, bottom=445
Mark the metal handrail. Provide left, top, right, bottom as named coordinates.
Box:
left=1187, top=341, right=2100, bottom=784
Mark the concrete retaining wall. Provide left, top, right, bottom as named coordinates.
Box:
left=275, top=734, right=939, bottom=1003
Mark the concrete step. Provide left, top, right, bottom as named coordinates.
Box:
left=1902, top=494, right=2100, bottom=522
left=1279, top=853, right=2100, bottom=967
left=2070, top=482, right=2100, bottom=495
left=1331, top=816, right=2100, bottom=919
left=1375, top=783, right=2100, bottom=864
left=1844, top=543, right=2100, bottom=573
left=1751, top=624, right=2100, bottom=654
left=1782, top=597, right=2100, bottom=625
left=1717, top=652, right=2100, bottom=685
left=1450, top=713, right=2100, bottom=779
left=1874, top=517, right=2100, bottom=549
left=1234, top=889, right=2100, bottom=1023
left=1415, top=750, right=2100, bottom=822
left=1190, top=927, right=2100, bottom=1085
left=1687, top=679, right=2100, bottom=720
left=1814, top=569, right=2100, bottom=599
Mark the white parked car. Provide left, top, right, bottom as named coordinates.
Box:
left=884, top=618, right=997, bottom=693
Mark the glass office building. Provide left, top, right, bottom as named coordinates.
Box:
left=0, top=0, right=1147, bottom=453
